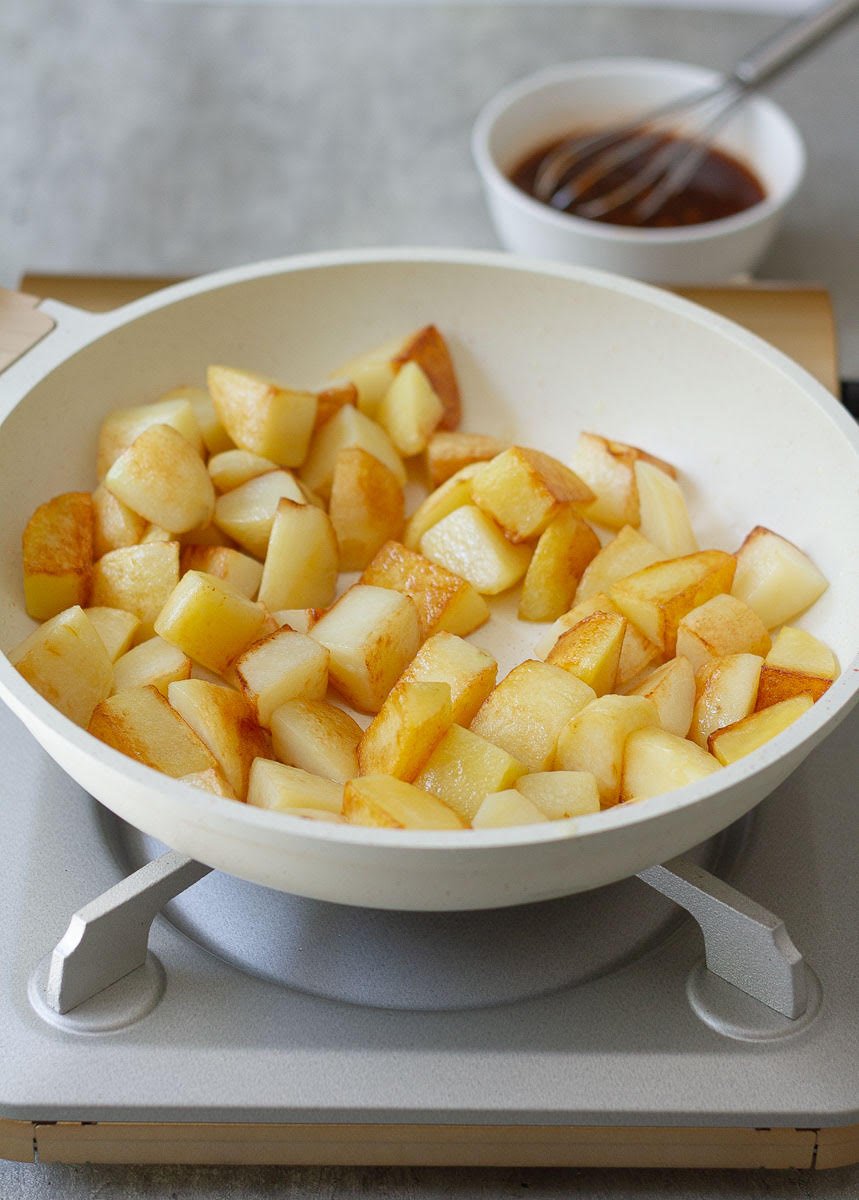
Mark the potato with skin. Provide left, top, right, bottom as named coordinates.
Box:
left=162, top=385, right=233, bottom=456
left=413, top=725, right=527, bottom=824
left=22, top=492, right=94, bottom=620
left=10, top=605, right=113, bottom=727
left=105, top=424, right=215, bottom=534
left=91, top=541, right=180, bottom=639
left=576, top=525, right=664, bottom=602
left=96, top=397, right=204, bottom=479
left=472, top=790, right=549, bottom=829
left=376, top=361, right=444, bottom=457
left=328, top=448, right=405, bottom=572
left=112, top=636, right=192, bottom=696
left=691, top=653, right=763, bottom=748
left=92, top=484, right=148, bottom=558
left=546, top=611, right=626, bottom=697
left=180, top=545, right=263, bottom=600
left=420, top=505, right=532, bottom=595
left=155, top=570, right=266, bottom=675
left=233, top=627, right=329, bottom=726
left=181, top=766, right=237, bottom=799
left=344, top=774, right=465, bottom=830
left=634, top=460, right=697, bottom=558
left=471, top=447, right=594, bottom=542
left=675, top=593, right=771, bottom=673
left=570, top=432, right=677, bottom=530
left=755, top=626, right=839, bottom=709
left=84, top=607, right=141, bottom=662
left=555, top=694, right=659, bottom=807
left=88, top=685, right=217, bottom=776
left=301, top=406, right=406, bottom=500
left=168, top=679, right=272, bottom=800
left=534, top=592, right=660, bottom=690
left=207, top=365, right=318, bottom=468
left=358, top=680, right=453, bottom=781
left=621, top=727, right=721, bottom=802
left=361, top=541, right=489, bottom=639
left=517, top=771, right=601, bottom=820
left=709, top=693, right=814, bottom=765
left=731, top=526, right=828, bottom=629
left=270, top=698, right=362, bottom=784
left=247, top=758, right=343, bottom=815
left=518, top=508, right=601, bottom=622
left=404, top=463, right=482, bottom=551
left=208, top=449, right=278, bottom=494
left=629, top=656, right=696, bottom=737
left=396, top=631, right=497, bottom=726
left=426, top=431, right=507, bottom=487
left=258, top=500, right=339, bottom=611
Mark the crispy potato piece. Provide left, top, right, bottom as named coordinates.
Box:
left=413, top=725, right=527, bottom=824
left=691, top=653, right=763, bottom=749
left=361, top=540, right=489, bottom=639
left=756, top=666, right=831, bottom=709
left=731, top=526, right=828, bottom=629
left=546, top=611, right=626, bottom=696
left=344, top=774, right=465, bottom=830
left=91, top=542, right=180, bottom=639
left=358, top=680, right=452, bottom=781
left=403, top=463, right=481, bottom=551
left=470, top=660, right=595, bottom=772
left=310, top=585, right=420, bottom=713
left=162, top=385, right=233, bottom=456
left=754, top=626, right=840, bottom=710
left=88, top=685, right=216, bottom=776
left=105, top=424, right=215, bottom=534
left=180, top=545, right=263, bottom=600
left=517, top=771, right=601, bottom=820
left=472, top=790, right=548, bottom=829
left=213, top=470, right=305, bottom=559
left=258, top=500, right=339, bottom=611
left=675, top=593, right=771, bottom=673
left=555, top=695, right=659, bottom=807
left=471, top=447, right=594, bottom=542
left=314, top=382, right=358, bottom=431
left=92, top=483, right=148, bottom=559
left=155, top=570, right=266, bottom=674
left=570, top=432, right=676, bottom=530
left=301, top=406, right=406, bottom=500
left=634, top=460, right=697, bottom=558
left=167, top=679, right=271, bottom=799
left=420, top=505, right=531, bottom=595
left=392, top=325, right=461, bottom=430
left=270, top=698, right=362, bottom=783
left=112, top=636, right=192, bottom=696
left=233, top=627, right=329, bottom=726
left=426, top=431, right=508, bottom=488
left=328, top=335, right=403, bottom=418
left=329, top=448, right=405, bottom=572
left=576, top=525, right=664, bottom=602
left=10, top=605, right=113, bottom=727
left=376, top=362, right=444, bottom=456
left=709, top=694, right=814, bottom=765
left=22, top=491, right=94, bottom=620
left=96, top=398, right=204, bottom=479
left=621, top=727, right=721, bottom=802
left=518, top=508, right=601, bottom=622
left=629, top=656, right=695, bottom=737
left=181, top=766, right=237, bottom=799
left=208, top=449, right=278, bottom=494
left=84, top=606, right=141, bottom=662
left=247, top=758, right=343, bottom=814
left=207, top=365, right=317, bottom=467
left=397, top=631, right=497, bottom=726
left=534, top=592, right=661, bottom=689
left=610, top=550, right=736, bottom=656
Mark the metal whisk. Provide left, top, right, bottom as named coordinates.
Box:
left=534, top=0, right=859, bottom=224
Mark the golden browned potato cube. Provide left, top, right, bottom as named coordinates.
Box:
left=555, top=695, right=659, bottom=807
left=413, top=725, right=527, bottom=824
left=708, top=693, right=814, bottom=765
left=258, top=500, right=339, bottom=611
left=207, top=365, right=318, bottom=467
left=731, top=526, right=828, bottom=629
left=546, top=611, right=626, bottom=696
left=328, top=336, right=403, bottom=418
left=610, top=550, right=736, bottom=657
left=161, top=385, right=233, bottom=456
left=96, top=397, right=204, bottom=479
left=426, top=431, right=508, bottom=488
left=756, top=666, right=831, bottom=709
left=92, top=483, right=148, bottom=559
left=270, top=698, right=362, bottom=784
left=517, top=771, right=601, bottom=819
left=10, top=605, right=113, bottom=727
left=569, top=432, right=676, bottom=530
left=310, top=584, right=420, bottom=713
left=213, top=469, right=305, bottom=559
left=328, top=448, right=405, bottom=572
left=471, top=790, right=549, bottom=829
left=376, top=362, right=444, bottom=457
left=112, top=636, right=192, bottom=696
left=397, top=631, right=497, bottom=726
left=91, top=541, right=180, bottom=639
left=155, top=570, right=266, bottom=674
left=634, top=460, right=697, bottom=558
left=181, top=766, right=238, bottom=799
left=629, top=656, right=695, bottom=737
left=471, top=447, right=594, bottom=542
left=180, top=545, right=262, bottom=600
left=208, top=449, right=278, bottom=494
left=361, top=541, right=489, bottom=639
left=105, top=423, right=215, bottom=535
left=518, top=508, right=601, bottom=622
left=247, top=758, right=343, bottom=814
left=621, top=727, right=721, bottom=802
left=576, top=525, right=664, bottom=602
left=358, top=680, right=452, bottom=781
left=233, top=627, right=329, bottom=726
left=534, top=592, right=660, bottom=690
left=301, top=406, right=406, bottom=500
left=168, top=679, right=271, bottom=799
left=420, top=505, right=531, bottom=595
left=84, top=606, right=141, bottom=661
left=314, top=382, right=358, bottom=431
left=403, top=463, right=482, bottom=551
left=470, top=660, right=595, bottom=771
left=22, top=491, right=94, bottom=621
left=344, top=774, right=465, bottom=830
left=691, top=653, right=763, bottom=748
left=754, top=626, right=840, bottom=710
left=675, top=593, right=771, bottom=673
left=88, top=685, right=216, bottom=776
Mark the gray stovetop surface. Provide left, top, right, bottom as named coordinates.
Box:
left=2, top=1, right=858, bottom=1197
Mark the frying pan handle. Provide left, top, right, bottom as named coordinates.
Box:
left=0, top=287, right=101, bottom=378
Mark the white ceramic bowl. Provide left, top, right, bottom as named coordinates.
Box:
left=472, top=58, right=806, bottom=283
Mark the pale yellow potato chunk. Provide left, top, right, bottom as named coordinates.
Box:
left=22, top=491, right=94, bottom=621
left=112, top=636, right=192, bottom=696
left=155, top=570, right=266, bottom=674
left=534, top=592, right=660, bottom=690
left=314, top=381, right=358, bottom=431
left=92, top=484, right=148, bottom=558
left=270, top=698, right=362, bottom=784
left=376, top=361, right=444, bottom=457
left=675, top=593, right=771, bottom=673
left=301, top=406, right=406, bottom=500
left=420, top=505, right=531, bottom=596
left=168, top=679, right=271, bottom=800
left=270, top=608, right=315, bottom=633
left=84, top=606, right=141, bottom=662
left=344, top=774, right=465, bottom=830
left=471, top=447, right=594, bottom=542
left=96, top=397, right=204, bottom=479
left=570, top=432, right=676, bottom=530
left=709, top=694, right=814, bottom=765
left=213, top=470, right=305, bottom=559
left=328, top=448, right=405, bottom=571
left=89, top=684, right=215, bottom=776
left=403, top=463, right=481, bottom=552
left=208, top=365, right=317, bottom=467
left=629, top=656, right=695, bottom=737
left=91, top=542, right=180, bottom=639
left=413, top=725, right=527, bottom=824
left=396, top=631, right=497, bottom=726
left=546, top=610, right=626, bottom=696
left=233, top=627, right=329, bottom=727
left=691, top=653, right=763, bottom=748
left=10, top=605, right=113, bottom=727
left=181, top=766, right=237, bottom=799
left=258, top=500, right=339, bottom=611
left=180, top=545, right=263, bottom=600
left=731, top=526, right=828, bottom=629
left=518, top=508, right=601, bottom=622
left=472, top=790, right=548, bottom=829
left=517, top=771, right=600, bottom=820
left=555, top=695, right=659, bottom=807
left=208, top=449, right=278, bottom=494
left=247, top=758, right=343, bottom=814
left=328, top=335, right=402, bottom=418
left=426, top=431, right=508, bottom=488
left=140, top=525, right=173, bottom=544
left=105, top=424, right=215, bottom=535
left=634, top=460, right=697, bottom=558
left=576, top=525, right=665, bottom=602
left=361, top=540, right=489, bottom=639
left=621, top=727, right=721, bottom=802
left=162, top=385, right=233, bottom=456
left=358, top=680, right=452, bottom=781
left=470, top=660, right=595, bottom=772
left=754, top=626, right=840, bottom=710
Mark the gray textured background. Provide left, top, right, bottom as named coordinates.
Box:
left=2, top=2, right=858, bottom=1197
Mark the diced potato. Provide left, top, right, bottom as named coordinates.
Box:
left=314, top=382, right=358, bottom=431
left=731, top=526, right=828, bottom=629
left=310, top=585, right=420, bottom=713
left=470, top=660, right=595, bottom=771
left=233, top=627, right=329, bottom=726
left=179, top=523, right=237, bottom=549
left=629, top=656, right=695, bottom=737
left=676, top=593, right=771, bottom=673
left=555, top=695, right=659, bottom=807
left=328, top=335, right=403, bottom=418
left=181, top=766, right=237, bottom=799
left=634, top=460, right=697, bottom=558
left=112, top=636, right=192, bottom=696
left=691, top=653, right=763, bottom=749
left=361, top=540, right=489, bottom=639
left=258, top=500, right=339, bottom=611
left=570, top=432, right=676, bottom=530
left=754, top=625, right=840, bottom=710
left=756, top=666, right=831, bottom=709
left=168, top=679, right=271, bottom=799
left=328, top=448, right=405, bottom=571
left=301, top=406, right=406, bottom=500
left=403, top=463, right=481, bottom=551
left=213, top=470, right=305, bottom=559
left=546, top=610, right=626, bottom=696
left=344, top=774, right=465, bottom=830
left=472, top=790, right=549, bottom=829
left=426, top=431, right=508, bottom=488
left=376, top=362, right=444, bottom=456
left=270, top=698, right=362, bottom=783
left=413, top=725, right=527, bottom=824
left=22, top=492, right=94, bottom=620
left=471, top=447, right=594, bottom=542
left=96, top=398, right=204, bottom=479
left=140, top=525, right=173, bottom=544
left=155, top=570, right=266, bottom=674
left=397, top=631, right=497, bottom=726
left=610, top=550, right=736, bottom=656
left=207, top=365, right=318, bottom=467
left=534, top=592, right=661, bottom=689
left=621, top=727, right=721, bottom=802
left=180, top=545, right=263, bottom=600
left=420, top=505, right=531, bottom=595
left=10, top=605, right=113, bottom=727
left=270, top=608, right=316, bottom=634
left=358, top=680, right=452, bottom=781
left=247, top=758, right=343, bottom=814
left=208, top=449, right=279, bottom=494
left=518, top=508, right=601, bottom=622
left=88, top=685, right=216, bottom=776
left=105, top=423, right=215, bottom=535
left=162, top=385, right=233, bottom=456
left=517, top=771, right=601, bottom=820
left=709, top=694, right=814, bottom=765
left=92, top=484, right=148, bottom=559
left=84, top=606, right=141, bottom=662
left=576, top=525, right=664, bottom=602
left=91, top=542, right=180, bottom=639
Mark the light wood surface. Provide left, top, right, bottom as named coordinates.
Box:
left=0, top=288, right=55, bottom=373
left=0, top=1120, right=35, bottom=1163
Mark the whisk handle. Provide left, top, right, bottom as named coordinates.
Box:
left=730, top=0, right=859, bottom=88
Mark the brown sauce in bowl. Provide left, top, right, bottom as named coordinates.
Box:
left=509, top=131, right=766, bottom=228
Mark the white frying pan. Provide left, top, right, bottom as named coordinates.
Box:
left=0, top=250, right=856, bottom=911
